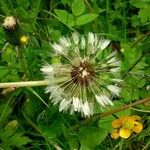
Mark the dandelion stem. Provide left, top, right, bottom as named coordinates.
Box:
left=69, top=97, right=150, bottom=131
left=0, top=80, right=49, bottom=88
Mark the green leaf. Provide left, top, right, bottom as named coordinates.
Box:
left=8, top=133, right=31, bottom=148
left=99, top=115, right=115, bottom=132
left=1, top=47, right=16, bottom=64
left=71, top=0, right=85, bottom=16
left=76, top=13, right=98, bottom=25
left=0, top=66, right=9, bottom=78
left=138, top=5, right=150, bottom=24
left=0, top=0, right=11, bottom=15
left=121, top=74, right=146, bottom=101
left=131, top=1, right=150, bottom=24
left=30, top=0, right=41, bottom=23
left=125, top=75, right=146, bottom=88
left=68, top=136, right=79, bottom=150
left=140, top=88, right=150, bottom=99
left=16, top=0, right=30, bottom=8
left=43, top=118, right=63, bottom=138
left=54, top=9, right=74, bottom=27
left=121, top=86, right=140, bottom=100
left=23, top=98, right=38, bottom=117
left=79, top=126, right=107, bottom=149
left=14, top=7, right=28, bottom=19
left=121, top=44, right=143, bottom=71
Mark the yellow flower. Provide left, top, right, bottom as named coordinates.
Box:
left=111, top=129, right=120, bottom=139
left=20, top=35, right=29, bottom=45
left=111, top=115, right=143, bottom=139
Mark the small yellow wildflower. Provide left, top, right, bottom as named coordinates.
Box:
left=111, top=129, right=120, bottom=139
left=111, top=115, right=143, bottom=139
left=20, top=35, right=29, bottom=45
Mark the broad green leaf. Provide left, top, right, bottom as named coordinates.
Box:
left=71, top=0, right=85, bottom=16
left=121, top=44, right=143, bottom=71
left=121, top=86, right=140, bottom=100
left=54, top=9, right=74, bottom=27
left=76, top=13, right=98, bottom=25
left=99, top=115, right=115, bottom=132
left=79, top=126, right=107, bottom=149
left=43, top=118, right=63, bottom=138
left=124, top=75, right=146, bottom=88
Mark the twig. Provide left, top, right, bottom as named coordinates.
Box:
left=69, top=97, right=150, bottom=131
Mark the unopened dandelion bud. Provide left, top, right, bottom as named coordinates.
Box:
left=3, top=16, right=25, bottom=46
left=3, top=16, right=16, bottom=29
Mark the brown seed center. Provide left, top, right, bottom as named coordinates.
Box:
left=71, top=61, right=95, bottom=86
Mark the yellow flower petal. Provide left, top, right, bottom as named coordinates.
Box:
left=119, top=116, right=134, bottom=129
left=111, top=130, right=120, bottom=139
left=112, top=119, right=122, bottom=128
left=119, top=116, right=130, bottom=122
left=130, top=115, right=141, bottom=121
left=119, top=128, right=131, bottom=139
left=20, top=35, right=29, bottom=45
left=133, top=122, right=143, bottom=134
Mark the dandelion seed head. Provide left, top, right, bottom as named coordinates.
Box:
left=41, top=32, right=122, bottom=117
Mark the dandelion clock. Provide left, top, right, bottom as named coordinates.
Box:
left=41, top=32, right=122, bottom=117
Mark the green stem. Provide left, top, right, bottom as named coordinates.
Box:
left=0, top=80, right=49, bottom=88
left=0, top=76, right=69, bottom=89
